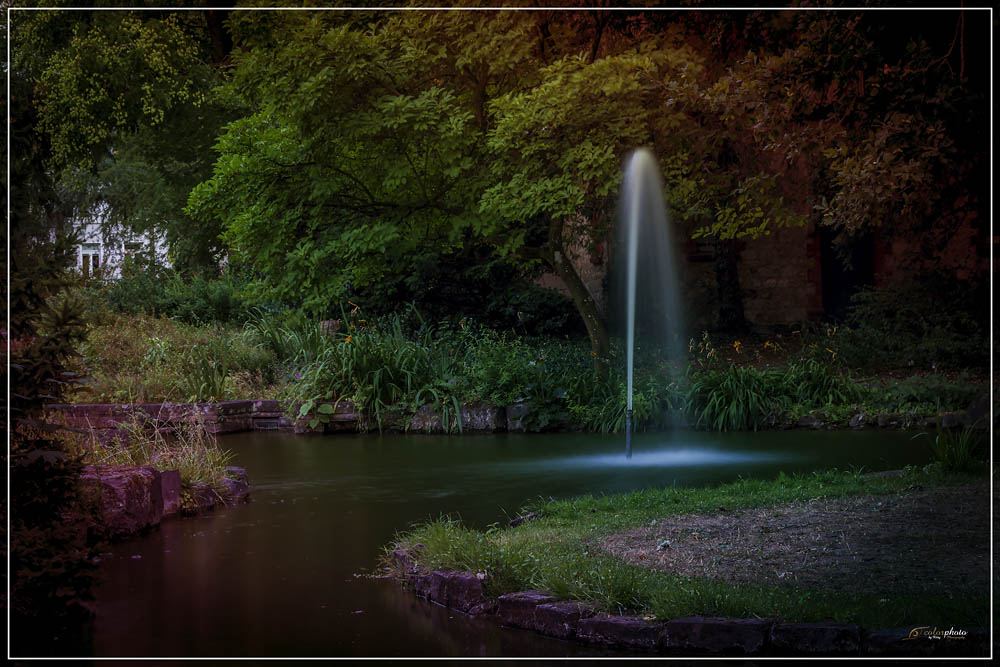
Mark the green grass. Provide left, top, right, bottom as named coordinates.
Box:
left=386, top=467, right=987, bottom=629
left=73, top=411, right=235, bottom=496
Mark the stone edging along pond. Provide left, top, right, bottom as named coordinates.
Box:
left=80, top=464, right=250, bottom=542
left=46, top=397, right=989, bottom=438
left=388, top=552, right=987, bottom=657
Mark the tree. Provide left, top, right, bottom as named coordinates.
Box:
left=648, top=10, right=986, bottom=328
left=11, top=6, right=235, bottom=271
left=479, top=44, right=688, bottom=368
left=191, top=9, right=685, bottom=369
left=190, top=8, right=986, bottom=351
left=188, top=11, right=522, bottom=314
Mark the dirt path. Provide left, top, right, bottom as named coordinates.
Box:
left=600, top=483, right=989, bottom=598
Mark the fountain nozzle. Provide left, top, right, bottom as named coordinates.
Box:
left=625, top=408, right=633, bottom=460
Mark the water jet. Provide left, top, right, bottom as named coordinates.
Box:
left=618, top=148, right=684, bottom=459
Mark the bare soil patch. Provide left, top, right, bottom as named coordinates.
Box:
left=601, top=483, right=989, bottom=598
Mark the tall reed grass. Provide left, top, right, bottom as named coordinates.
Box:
left=78, top=410, right=234, bottom=495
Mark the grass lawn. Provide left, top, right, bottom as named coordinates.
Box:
left=387, top=464, right=989, bottom=631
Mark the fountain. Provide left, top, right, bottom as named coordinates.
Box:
left=618, top=148, right=685, bottom=459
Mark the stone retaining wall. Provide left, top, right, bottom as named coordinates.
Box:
left=46, top=400, right=361, bottom=438
left=47, top=400, right=522, bottom=436
left=80, top=464, right=250, bottom=541
left=47, top=396, right=989, bottom=439
left=391, top=560, right=986, bottom=657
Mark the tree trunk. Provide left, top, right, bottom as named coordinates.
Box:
left=203, top=10, right=234, bottom=65
left=545, top=217, right=611, bottom=376
left=713, top=237, right=748, bottom=333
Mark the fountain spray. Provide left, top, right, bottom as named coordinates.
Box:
left=624, top=153, right=641, bottom=461
left=619, top=148, right=684, bottom=461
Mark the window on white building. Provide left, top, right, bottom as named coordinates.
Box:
left=81, top=243, right=101, bottom=278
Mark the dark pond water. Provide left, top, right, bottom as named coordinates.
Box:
left=91, top=429, right=930, bottom=657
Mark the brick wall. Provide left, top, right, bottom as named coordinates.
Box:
left=738, top=224, right=823, bottom=326
left=538, top=222, right=826, bottom=332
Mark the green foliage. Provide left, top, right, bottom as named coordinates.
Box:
left=685, top=358, right=867, bottom=431
left=686, top=365, right=787, bottom=432
left=26, top=11, right=209, bottom=172
left=8, top=225, right=96, bottom=652
left=781, top=358, right=867, bottom=407
left=481, top=50, right=667, bottom=250
left=387, top=517, right=535, bottom=596
left=11, top=8, right=233, bottom=274
left=831, top=278, right=987, bottom=371
left=189, top=15, right=483, bottom=315
left=566, top=369, right=684, bottom=434
left=91, top=255, right=175, bottom=317
left=349, top=250, right=580, bottom=337
left=284, top=310, right=472, bottom=432
left=178, top=346, right=229, bottom=403
left=87, top=259, right=255, bottom=325
left=917, top=428, right=987, bottom=474
left=870, top=373, right=984, bottom=414
left=79, top=314, right=276, bottom=403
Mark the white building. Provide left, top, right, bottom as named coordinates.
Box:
left=74, top=205, right=170, bottom=279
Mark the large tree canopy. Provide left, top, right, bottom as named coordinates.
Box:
left=185, top=7, right=985, bottom=356
left=188, top=14, right=486, bottom=312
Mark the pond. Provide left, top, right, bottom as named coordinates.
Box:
left=92, top=429, right=929, bottom=657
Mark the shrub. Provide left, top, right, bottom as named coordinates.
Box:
left=833, top=277, right=987, bottom=370
left=466, top=333, right=593, bottom=431
left=870, top=373, right=984, bottom=413
left=88, top=256, right=255, bottom=325
left=781, top=358, right=867, bottom=407
left=686, top=365, right=787, bottom=431
left=78, top=314, right=278, bottom=403
left=914, top=427, right=987, bottom=473
left=286, top=310, right=471, bottom=431
left=164, top=272, right=251, bottom=325
left=93, top=255, right=174, bottom=316
left=566, top=370, right=683, bottom=434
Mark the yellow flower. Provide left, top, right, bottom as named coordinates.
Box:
left=732, top=340, right=742, bottom=353
left=345, top=335, right=353, bottom=343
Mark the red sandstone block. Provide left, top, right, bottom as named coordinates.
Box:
left=80, top=465, right=164, bottom=539
left=252, top=400, right=283, bottom=413
left=533, top=601, right=596, bottom=639
left=217, top=400, right=254, bottom=416
left=409, top=405, right=443, bottom=433
left=412, top=573, right=434, bottom=599
left=576, top=614, right=661, bottom=650
left=160, top=469, right=182, bottom=516
left=497, top=591, right=558, bottom=630
left=293, top=418, right=326, bottom=435
left=662, top=616, right=772, bottom=655
left=441, top=571, right=486, bottom=613
left=459, top=403, right=506, bottom=433
left=769, top=622, right=861, bottom=655
left=215, top=416, right=253, bottom=434
left=425, top=570, right=450, bottom=603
